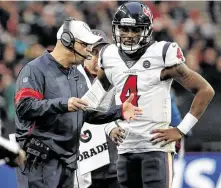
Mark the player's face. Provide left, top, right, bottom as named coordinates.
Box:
left=118, top=26, right=143, bottom=46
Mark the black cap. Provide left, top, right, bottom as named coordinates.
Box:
left=91, top=29, right=109, bottom=48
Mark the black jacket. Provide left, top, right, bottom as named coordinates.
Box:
left=15, top=51, right=124, bottom=169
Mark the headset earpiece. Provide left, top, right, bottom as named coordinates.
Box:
left=61, top=17, right=75, bottom=48
left=60, top=17, right=88, bottom=59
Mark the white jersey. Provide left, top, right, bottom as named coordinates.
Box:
left=99, top=41, right=185, bottom=154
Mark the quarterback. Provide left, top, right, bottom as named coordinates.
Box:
left=92, top=2, right=214, bottom=188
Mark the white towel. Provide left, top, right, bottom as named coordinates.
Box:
left=77, top=65, right=92, bottom=88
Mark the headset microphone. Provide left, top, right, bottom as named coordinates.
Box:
left=68, top=46, right=91, bottom=60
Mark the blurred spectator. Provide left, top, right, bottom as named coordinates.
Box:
left=63, top=3, right=84, bottom=21
left=186, top=49, right=201, bottom=73
left=171, top=24, right=189, bottom=51
left=152, top=1, right=174, bottom=42
left=200, top=47, right=218, bottom=85
left=1, top=73, right=15, bottom=121
left=19, top=43, right=45, bottom=65
left=3, top=43, right=16, bottom=70
left=209, top=56, right=221, bottom=92
left=207, top=1, right=221, bottom=24
left=169, top=2, right=188, bottom=25
left=0, top=6, right=10, bottom=30
left=31, top=11, right=57, bottom=47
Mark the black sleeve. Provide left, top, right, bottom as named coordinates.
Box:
left=15, top=65, right=69, bottom=120
left=85, top=105, right=124, bottom=124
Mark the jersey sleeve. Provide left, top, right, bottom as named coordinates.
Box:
left=98, top=44, right=109, bottom=69
left=98, top=45, right=113, bottom=85
left=164, top=42, right=185, bottom=67
left=98, top=51, right=104, bottom=69
left=15, top=65, right=69, bottom=120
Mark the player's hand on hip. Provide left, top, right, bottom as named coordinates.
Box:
left=150, top=128, right=183, bottom=147
left=122, top=94, right=143, bottom=122
left=109, top=127, right=125, bottom=146
left=68, top=97, right=88, bottom=111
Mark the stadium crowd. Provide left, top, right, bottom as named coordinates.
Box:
left=0, top=1, right=220, bottom=151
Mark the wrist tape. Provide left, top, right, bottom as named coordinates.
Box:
left=177, top=113, right=198, bottom=135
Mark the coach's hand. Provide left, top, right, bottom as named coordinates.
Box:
left=110, top=127, right=125, bottom=146
left=15, top=149, right=26, bottom=166
left=6, top=149, right=26, bottom=167
left=68, top=97, right=88, bottom=111
left=122, top=94, right=143, bottom=122
left=150, top=128, right=183, bottom=147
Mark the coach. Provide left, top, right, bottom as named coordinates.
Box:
left=14, top=18, right=141, bottom=188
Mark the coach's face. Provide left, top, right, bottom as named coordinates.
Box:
left=72, top=40, right=91, bottom=65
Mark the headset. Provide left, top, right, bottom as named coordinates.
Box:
left=60, top=17, right=91, bottom=60
left=61, top=17, right=75, bottom=48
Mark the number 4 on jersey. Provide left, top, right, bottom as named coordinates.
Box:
left=120, top=75, right=140, bottom=106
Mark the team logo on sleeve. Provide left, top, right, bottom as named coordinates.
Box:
left=176, top=48, right=184, bottom=61
left=143, top=60, right=151, bottom=69
left=80, top=129, right=92, bottom=143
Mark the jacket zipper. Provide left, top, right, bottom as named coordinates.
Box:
left=74, top=71, right=80, bottom=158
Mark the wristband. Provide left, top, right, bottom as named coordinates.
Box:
left=177, top=113, right=198, bottom=135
